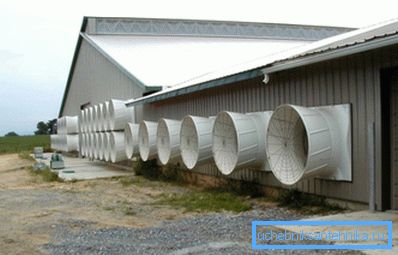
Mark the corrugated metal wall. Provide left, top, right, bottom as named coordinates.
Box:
left=140, top=45, right=398, bottom=206
left=61, top=39, right=145, bottom=118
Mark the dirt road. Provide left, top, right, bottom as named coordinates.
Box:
left=0, top=154, right=361, bottom=255
left=0, top=154, right=195, bottom=255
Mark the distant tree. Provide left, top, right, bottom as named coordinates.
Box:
left=34, top=121, right=49, bottom=135
left=47, top=119, right=57, bottom=134
left=4, top=131, right=18, bottom=137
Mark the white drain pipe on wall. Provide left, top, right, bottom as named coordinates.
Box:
left=157, top=118, right=182, bottom=165
left=138, top=121, right=158, bottom=161
left=109, top=99, right=135, bottom=131
left=212, top=111, right=272, bottom=175
left=125, top=123, right=139, bottom=159
left=180, top=116, right=215, bottom=170
left=110, top=131, right=127, bottom=163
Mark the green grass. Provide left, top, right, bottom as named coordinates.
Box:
left=29, top=167, right=63, bottom=182
left=156, top=191, right=251, bottom=213
left=277, top=189, right=343, bottom=214
left=18, top=151, right=36, bottom=161
left=0, top=135, right=50, bottom=154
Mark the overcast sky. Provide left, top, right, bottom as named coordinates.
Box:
left=0, top=0, right=397, bottom=135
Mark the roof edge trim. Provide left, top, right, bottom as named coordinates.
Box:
left=58, top=17, right=88, bottom=117
left=125, top=68, right=263, bottom=107
left=80, top=33, right=159, bottom=91
left=263, top=33, right=398, bottom=74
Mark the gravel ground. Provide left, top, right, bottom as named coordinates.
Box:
left=44, top=209, right=363, bottom=255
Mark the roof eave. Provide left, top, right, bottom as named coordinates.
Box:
left=262, top=33, right=398, bottom=75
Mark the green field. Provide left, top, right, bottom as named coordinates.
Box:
left=0, top=135, right=51, bottom=154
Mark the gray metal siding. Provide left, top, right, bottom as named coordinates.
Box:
left=140, top=45, right=398, bottom=206
left=61, top=39, right=145, bottom=118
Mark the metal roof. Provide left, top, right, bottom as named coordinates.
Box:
left=84, top=33, right=307, bottom=87
left=60, top=16, right=354, bottom=115
left=125, top=18, right=398, bottom=107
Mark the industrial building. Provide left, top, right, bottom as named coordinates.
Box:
left=59, top=16, right=398, bottom=211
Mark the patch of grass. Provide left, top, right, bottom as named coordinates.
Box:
left=212, top=177, right=263, bottom=198
left=29, top=167, right=63, bottom=182
left=133, top=159, right=161, bottom=180
left=0, top=135, right=51, bottom=154
left=156, top=191, right=251, bottom=213
left=119, top=176, right=137, bottom=186
left=123, top=206, right=137, bottom=216
left=277, top=189, right=343, bottom=214
left=18, top=151, right=35, bottom=161
left=161, top=162, right=184, bottom=182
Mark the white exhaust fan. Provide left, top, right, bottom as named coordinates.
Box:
left=79, top=110, right=84, bottom=133
left=87, top=107, right=93, bottom=133
left=99, top=132, right=106, bottom=160
left=103, top=132, right=111, bottom=162
left=138, top=121, right=157, bottom=161
left=102, top=101, right=110, bottom=131
left=57, top=116, right=79, bottom=134
left=83, top=108, right=89, bottom=133
left=180, top=116, right=215, bottom=170
left=266, top=104, right=352, bottom=185
left=156, top=119, right=182, bottom=165
left=212, top=111, right=272, bottom=175
left=93, top=105, right=99, bottom=132
left=110, top=131, right=127, bottom=163
left=125, top=123, right=139, bottom=159
left=87, top=133, right=94, bottom=158
left=81, top=133, right=87, bottom=157
left=108, top=99, right=135, bottom=131
left=97, top=103, right=104, bottom=132
left=93, top=133, right=99, bottom=159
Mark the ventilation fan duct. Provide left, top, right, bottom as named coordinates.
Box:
left=83, top=108, right=89, bottom=133
left=96, top=103, right=104, bottom=132
left=98, top=132, right=106, bottom=160
left=79, top=110, right=84, bottom=133
left=103, top=132, right=111, bottom=162
left=81, top=133, right=87, bottom=157
left=102, top=101, right=110, bottom=131
left=109, top=99, right=135, bottom=131
left=93, top=133, right=100, bottom=159
left=87, top=107, right=93, bottom=133
left=125, top=123, right=139, bottom=159
left=138, top=121, right=157, bottom=161
left=57, top=116, right=79, bottom=134
left=156, top=119, right=182, bottom=165
left=65, top=135, right=79, bottom=152
left=51, top=135, right=60, bottom=151
left=87, top=133, right=94, bottom=158
left=51, top=135, right=79, bottom=152
left=93, top=105, right=99, bottom=132
left=212, top=111, right=272, bottom=175
left=180, top=116, right=215, bottom=170
left=109, top=131, right=127, bottom=163
left=266, top=104, right=352, bottom=185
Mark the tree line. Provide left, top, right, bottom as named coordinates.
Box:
left=4, top=119, right=57, bottom=137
